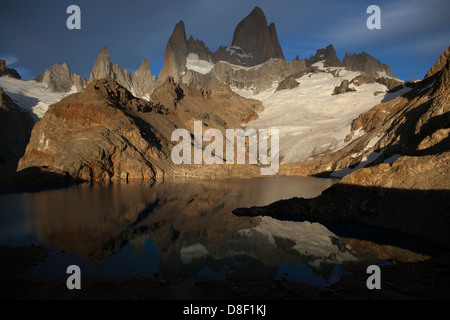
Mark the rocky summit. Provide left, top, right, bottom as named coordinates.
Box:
left=230, top=6, right=285, bottom=65
left=88, top=46, right=156, bottom=99
left=306, top=44, right=341, bottom=67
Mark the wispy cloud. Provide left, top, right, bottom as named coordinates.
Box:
left=0, top=53, right=19, bottom=66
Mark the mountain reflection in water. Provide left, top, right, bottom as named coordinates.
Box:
left=1, top=177, right=393, bottom=287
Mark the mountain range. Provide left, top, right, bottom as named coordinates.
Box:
left=33, top=6, right=399, bottom=99
left=0, top=6, right=448, bottom=190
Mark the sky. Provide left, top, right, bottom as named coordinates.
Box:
left=0, top=0, right=449, bottom=81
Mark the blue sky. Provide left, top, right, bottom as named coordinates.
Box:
left=0, top=0, right=449, bottom=81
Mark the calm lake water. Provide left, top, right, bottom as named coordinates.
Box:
left=0, top=176, right=436, bottom=288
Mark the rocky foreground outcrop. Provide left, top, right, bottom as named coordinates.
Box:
left=0, top=88, right=34, bottom=178
left=16, top=77, right=263, bottom=183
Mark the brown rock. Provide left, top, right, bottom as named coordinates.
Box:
left=340, top=152, right=450, bottom=190
left=425, top=46, right=450, bottom=79
left=158, top=21, right=188, bottom=84
left=16, top=76, right=263, bottom=183
left=276, top=75, right=300, bottom=91
left=0, top=60, right=21, bottom=79
left=377, top=77, right=403, bottom=91
left=332, top=80, right=356, bottom=95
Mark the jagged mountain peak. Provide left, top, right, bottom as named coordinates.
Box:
left=41, top=62, right=86, bottom=93
left=170, top=20, right=188, bottom=46
left=306, top=44, right=341, bottom=67
left=88, top=46, right=156, bottom=98
left=249, top=6, right=265, bottom=16
left=342, top=51, right=394, bottom=78
left=231, top=6, right=284, bottom=65
left=137, top=58, right=150, bottom=71
left=98, top=46, right=111, bottom=58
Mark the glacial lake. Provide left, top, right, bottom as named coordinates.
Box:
left=0, top=177, right=439, bottom=288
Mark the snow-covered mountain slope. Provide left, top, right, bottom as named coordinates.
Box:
left=0, top=76, right=71, bottom=121
left=185, top=53, right=215, bottom=74
left=239, top=62, right=410, bottom=164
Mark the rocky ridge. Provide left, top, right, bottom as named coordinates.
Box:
left=342, top=51, right=394, bottom=79
left=89, top=46, right=157, bottom=99
left=305, top=44, right=341, bottom=68
left=0, top=59, right=21, bottom=79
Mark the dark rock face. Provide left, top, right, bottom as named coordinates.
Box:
left=231, top=6, right=285, bottom=65
left=376, top=77, right=403, bottom=91
left=332, top=80, right=356, bottom=95
left=0, top=88, right=34, bottom=178
left=349, top=72, right=377, bottom=86
left=306, top=44, right=341, bottom=67
left=0, top=60, right=21, bottom=79
left=342, top=51, right=394, bottom=78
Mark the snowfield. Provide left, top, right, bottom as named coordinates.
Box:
left=238, top=62, right=408, bottom=164
left=185, top=53, right=215, bottom=75
left=0, top=76, right=72, bottom=121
